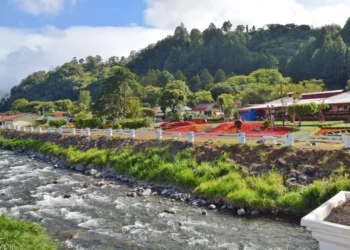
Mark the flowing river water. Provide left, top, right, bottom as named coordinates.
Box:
left=0, top=150, right=318, bottom=250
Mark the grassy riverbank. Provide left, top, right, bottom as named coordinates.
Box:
left=0, top=135, right=349, bottom=215
left=0, top=214, right=56, bottom=249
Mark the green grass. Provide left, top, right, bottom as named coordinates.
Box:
left=0, top=135, right=349, bottom=214
left=274, top=120, right=344, bottom=127
left=0, top=215, right=56, bottom=250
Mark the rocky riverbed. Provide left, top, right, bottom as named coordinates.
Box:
left=0, top=149, right=319, bottom=249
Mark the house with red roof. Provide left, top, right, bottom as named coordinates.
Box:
left=0, top=114, right=40, bottom=127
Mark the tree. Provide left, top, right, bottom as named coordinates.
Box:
left=190, top=29, right=203, bottom=45
left=157, top=70, right=174, bottom=87
left=54, top=99, right=73, bottom=112
left=158, top=89, right=187, bottom=114
left=93, top=68, right=139, bottom=124
left=125, top=99, right=142, bottom=118
left=214, top=69, right=226, bottom=83
left=221, top=21, right=232, bottom=33
left=49, top=118, right=68, bottom=128
left=188, top=75, right=201, bottom=92
left=174, top=70, right=187, bottom=81
left=78, top=91, right=91, bottom=109
left=85, top=56, right=99, bottom=72
left=140, top=86, right=161, bottom=107
left=191, top=91, right=214, bottom=105
left=11, top=98, right=29, bottom=112
left=287, top=103, right=319, bottom=126
left=165, top=80, right=192, bottom=97
left=217, top=94, right=235, bottom=118
left=200, top=69, right=214, bottom=87
left=210, top=82, right=236, bottom=100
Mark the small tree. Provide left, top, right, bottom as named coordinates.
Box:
left=49, top=119, right=68, bottom=128
left=287, top=103, right=318, bottom=127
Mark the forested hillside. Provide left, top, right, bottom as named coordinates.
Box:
left=1, top=18, right=350, bottom=113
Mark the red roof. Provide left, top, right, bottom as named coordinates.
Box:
left=0, top=114, right=26, bottom=122
left=192, top=103, right=220, bottom=111
left=301, top=89, right=345, bottom=100
left=51, top=111, right=63, bottom=117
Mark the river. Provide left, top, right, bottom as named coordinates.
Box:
left=0, top=150, right=318, bottom=250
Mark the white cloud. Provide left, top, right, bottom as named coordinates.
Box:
left=0, top=25, right=171, bottom=95
left=144, top=0, right=350, bottom=30
left=10, top=0, right=78, bottom=15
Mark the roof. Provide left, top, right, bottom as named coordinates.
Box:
left=324, top=91, right=350, bottom=105
left=0, top=114, right=27, bottom=122
left=239, top=90, right=350, bottom=111
left=192, top=103, right=220, bottom=111
left=50, top=111, right=64, bottom=117
left=239, top=97, right=295, bottom=111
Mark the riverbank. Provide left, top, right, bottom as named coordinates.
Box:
left=0, top=129, right=349, bottom=217
left=0, top=214, right=56, bottom=249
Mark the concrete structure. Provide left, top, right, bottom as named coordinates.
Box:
left=239, top=90, right=350, bottom=121
left=301, top=191, right=350, bottom=250
left=0, top=114, right=40, bottom=127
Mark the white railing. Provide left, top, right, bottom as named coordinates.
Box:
left=1, top=125, right=350, bottom=148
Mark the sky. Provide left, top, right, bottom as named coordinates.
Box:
left=0, top=0, right=350, bottom=97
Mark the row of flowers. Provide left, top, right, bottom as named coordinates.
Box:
left=160, top=120, right=206, bottom=128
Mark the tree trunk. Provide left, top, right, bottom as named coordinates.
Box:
left=298, top=115, right=302, bottom=127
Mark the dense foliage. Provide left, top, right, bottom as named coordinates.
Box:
left=48, top=119, right=68, bottom=128
left=1, top=19, right=350, bottom=116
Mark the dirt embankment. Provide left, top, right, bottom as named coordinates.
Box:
left=1, top=129, right=350, bottom=180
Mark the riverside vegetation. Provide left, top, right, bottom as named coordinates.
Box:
left=1, top=132, right=350, bottom=216
left=0, top=214, right=56, bottom=250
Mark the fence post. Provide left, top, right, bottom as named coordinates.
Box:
left=108, top=128, right=113, bottom=137
left=85, top=128, right=91, bottom=137
left=345, top=135, right=350, bottom=149
left=71, top=128, right=76, bottom=135
left=238, top=133, right=246, bottom=144
left=22, top=127, right=26, bottom=132
left=188, top=132, right=194, bottom=143
left=57, top=127, right=63, bottom=135
left=38, top=127, right=42, bottom=133
left=156, top=129, right=162, bottom=140
left=0, top=125, right=3, bottom=129
left=16, top=126, right=20, bottom=131
left=286, top=134, right=294, bottom=147
left=47, top=127, right=51, bottom=133
left=130, top=129, right=136, bottom=139
left=30, top=127, right=34, bottom=132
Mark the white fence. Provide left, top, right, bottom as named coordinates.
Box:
left=1, top=124, right=349, bottom=148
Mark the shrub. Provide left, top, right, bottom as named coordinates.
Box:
left=277, top=192, right=305, bottom=211
left=262, top=119, right=271, bottom=128
left=48, top=118, right=68, bottom=128
left=142, top=108, right=156, bottom=117
left=74, top=118, right=100, bottom=129
left=120, top=118, right=152, bottom=129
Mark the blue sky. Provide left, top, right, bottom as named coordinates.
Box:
left=0, top=0, right=147, bottom=29
left=0, top=0, right=349, bottom=96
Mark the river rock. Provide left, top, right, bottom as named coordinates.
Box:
left=161, top=189, right=168, bottom=195
left=141, top=189, right=152, bottom=196
left=201, top=209, right=207, bottom=215
left=75, top=163, right=85, bottom=172
left=86, top=163, right=94, bottom=169
left=208, top=204, right=216, bottom=210
left=303, top=166, right=315, bottom=177
left=251, top=210, right=260, bottom=216
left=297, top=174, right=308, bottom=183
left=83, top=183, right=90, bottom=188
left=163, top=208, right=176, bottom=214
left=237, top=208, right=246, bottom=216
left=86, top=169, right=98, bottom=176
left=126, top=192, right=137, bottom=198
left=63, top=194, right=71, bottom=199
left=285, top=178, right=297, bottom=186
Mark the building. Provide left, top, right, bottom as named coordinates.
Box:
left=239, top=89, right=350, bottom=121
left=192, top=103, right=222, bottom=116
left=0, top=114, right=40, bottom=127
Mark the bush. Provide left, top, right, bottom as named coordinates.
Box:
left=142, top=108, right=156, bottom=117
left=120, top=118, right=152, bottom=129
left=48, top=118, right=68, bottom=128
left=74, top=118, right=100, bottom=129
left=262, top=119, right=271, bottom=128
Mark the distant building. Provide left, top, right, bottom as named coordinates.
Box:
left=0, top=114, right=40, bottom=127
left=239, top=89, right=350, bottom=121
left=192, top=103, right=222, bottom=116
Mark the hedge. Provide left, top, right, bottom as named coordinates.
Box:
left=120, top=118, right=152, bottom=129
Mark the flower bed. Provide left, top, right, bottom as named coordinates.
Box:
left=163, top=124, right=209, bottom=133
left=207, top=122, right=291, bottom=135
